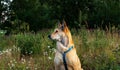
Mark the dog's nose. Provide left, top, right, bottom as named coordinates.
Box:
left=48, top=35, right=51, bottom=39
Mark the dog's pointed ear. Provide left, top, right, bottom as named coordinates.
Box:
left=62, top=20, right=67, bottom=27
left=58, top=21, right=62, bottom=28
left=61, top=20, right=67, bottom=30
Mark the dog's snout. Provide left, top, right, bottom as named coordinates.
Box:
left=48, top=35, right=51, bottom=39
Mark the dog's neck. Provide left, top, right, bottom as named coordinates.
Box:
left=60, top=35, right=69, bottom=47
left=56, top=35, right=74, bottom=53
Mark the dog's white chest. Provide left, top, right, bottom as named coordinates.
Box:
left=56, top=41, right=68, bottom=53
left=54, top=51, right=63, bottom=65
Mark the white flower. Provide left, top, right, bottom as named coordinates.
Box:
left=26, top=67, right=29, bottom=69
left=11, top=63, right=15, bottom=67
left=0, top=31, right=3, bottom=34
left=49, top=50, right=52, bottom=53
left=48, top=46, right=50, bottom=48
left=30, top=57, right=33, bottom=60
left=9, top=49, right=12, bottom=51
left=15, top=61, right=17, bottom=64
left=17, top=47, right=20, bottom=51
left=30, top=51, right=33, bottom=54
left=6, top=49, right=9, bottom=52
left=13, top=59, right=16, bottom=62
left=21, top=58, right=26, bottom=64
left=48, top=56, right=52, bottom=60
left=10, top=60, right=12, bottom=63
left=35, top=68, right=37, bottom=70
left=13, top=45, right=16, bottom=48
left=2, top=50, right=6, bottom=53
left=0, top=52, right=3, bottom=55
left=52, top=48, right=56, bottom=53
left=8, top=63, right=10, bottom=66
left=43, top=52, right=48, bottom=56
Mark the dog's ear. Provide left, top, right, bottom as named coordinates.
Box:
left=62, top=20, right=67, bottom=27
left=58, top=21, right=62, bottom=28
left=61, top=20, right=67, bottom=30
left=57, top=20, right=64, bottom=30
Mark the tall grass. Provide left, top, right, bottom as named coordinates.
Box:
left=0, top=29, right=120, bottom=70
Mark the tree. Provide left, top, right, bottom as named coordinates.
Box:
left=11, top=0, right=55, bottom=32
left=1, top=0, right=120, bottom=33
left=0, top=0, right=13, bottom=35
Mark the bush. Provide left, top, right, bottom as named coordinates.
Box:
left=73, top=29, right=120, bottom=70
left=0, top=29, right=119, bottom=70
left=15, top=31, right=55, bottom=56
left=16, top=33, right=43, bottom=56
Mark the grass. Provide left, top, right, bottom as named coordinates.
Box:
left=0, top=29, right=120, bottom=70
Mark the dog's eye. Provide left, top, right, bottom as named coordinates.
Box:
left=55, top=30, right=58, bottom=33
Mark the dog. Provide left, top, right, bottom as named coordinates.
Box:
left=48, top=20, right=83, bottom=70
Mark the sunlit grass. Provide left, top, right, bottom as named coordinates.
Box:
left=0, top=29, right=120, bottom=70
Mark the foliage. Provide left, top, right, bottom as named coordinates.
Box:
left=16, top=33, right=42, bottom=55
left=0, top=29, right=120, bottom=69
left=0, top=30, right=15, bottom=50
left=10, top=0, right=56, bottom=32
left=75, top=29, right=120, bottom=70
left=0, top=0, right=120, bottom=33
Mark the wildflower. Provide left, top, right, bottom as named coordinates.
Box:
left=13, top=59, right=17, bottom=64
left=9, top=66, right=12, bottom=69
left=48, top=46, right=50, bottom=48
left=25, top=51, right=28, bottom=54
left=8, top=63, right=10, bottom=66
left=30, top=57, right=33, bottom=60
left=13, top=45, right=16, bottom=48
left=2, top=50, right=6, bottom=53
left=13, top=59, right=16, bottom=62
left=21, top=58, right=26, bottom=64
left=10, top=60, right=12, bottom=63
left=43, top=51, right=48, bottom=56
left=35, top=67, right=37, bottom=70
left=11, top=63, right=15, bottom=67
left=0, top=52, right=3, bottom=55
left=26, top=66, right=29, bottom=69
left=30, top=51, right=33, bottom=54
left=9, top=49, right=12, bottom=52
left=14, top=61, right=17, bottom=64
left=28, top=60, right=31, bottom=64
left=52, top=48, right=56, bottom=53
left=48, top=56, right=52, bottom=60
left=0, top=31, right=3, bottom=34
left=49, top=50, right=52, bottom=53
left=17, top=47, right=20, bottom=51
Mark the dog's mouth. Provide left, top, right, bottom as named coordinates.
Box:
left=48, top=35, right=61, bottom=42
left=48, top=35, right=56, bottom=41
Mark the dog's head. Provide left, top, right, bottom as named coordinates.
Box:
left=48, top=20, right=69, bottom=42
left=48, top=20, right=74, bottom=47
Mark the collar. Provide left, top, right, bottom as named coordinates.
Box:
left=64, top=46, right=74, bottom=54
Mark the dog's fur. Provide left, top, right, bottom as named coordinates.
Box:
left=49, top=21, right=83, bottom=70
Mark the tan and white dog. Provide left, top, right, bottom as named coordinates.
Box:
left=48, top=21, right=83, bottom=70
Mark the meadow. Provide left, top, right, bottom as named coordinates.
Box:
left=0, top=29, right=120, bottom=70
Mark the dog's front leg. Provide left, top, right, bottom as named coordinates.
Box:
left=54, top=57, right=60, bottom=70
left=55, top=65, right=60, bottom=70
left=54, top=51, right=63, bottom=70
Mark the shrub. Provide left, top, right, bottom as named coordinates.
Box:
left=16, top=33, right=43, bottom=56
